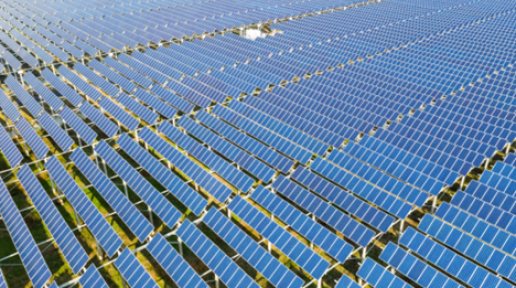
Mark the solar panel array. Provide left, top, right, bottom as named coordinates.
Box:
left=0, top=0, right=514, bottom=287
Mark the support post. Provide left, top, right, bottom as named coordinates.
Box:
left=178, top=238, right=183, bottom=257
left=96, top=239, right=103, bottom=261
left=148, top=205, right=154, bottom=226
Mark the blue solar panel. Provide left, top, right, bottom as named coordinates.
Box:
left=310, top=157, right=413, bottom=219
left=195, top=110, right=294, bottom=174
left=272, top=177, right=376, bottom=247
left=38, top=112, right=74, bottom=151
left=357, top=258, right=412, bottom=288
left=45, top=156, right=122, bottom=257
left=138, top=127, right=233, bottom=203
left=400, top=226, right=512, bottom=288
left=203, top=208, right=305, bottom=288
left=0, top=90, right=22, bottom=123
left=59, top=106, right=97, bottom=144
left=133, top=89, right=178, bottom=119
left=0, top=269, right=6, bottom=288
left=74, top=63, right=120, bottom=98
left=95, top=140, right=182, bottom=228
left=291, top=167, right=395, bottom=232
left=79, top=265, right=109, bottom=288
left=159, top=121, right=254, bottom=192
left=0, top=179, right=52, bottom=288
left=70, top=149, right=154, bottom=242
left=57, top=65, right=103, bottom=102
left=176, top=219, right=261, bottom=288
left=211, top=105, right=313, bottom=164
left=147, top=233, right=209, bottom=288
left=149, top=85, right=195, bottom=113
left=23, top=72, right=64, bottom=113
left=177, top=116, right=276, bottom=183
left=18, top=165, right=89, bottom=275
left=5, top=75, right=42, bottom=118
left=114, top=249, right=160, bottom=288
left=251, top=186, right=354, bottom=262
left=335, top=274, right=361, bottom=288
left=228, top=195, right=330, bottom=279
left=380, top=243, right=462, bottom=288
left=88, top=59, right=137, bottom=93
left=116, top=134, right=207, bottom=215
left=98, top=97, right=139, bottom=131
left=103, top=56, right=153, bottom=88
left=117, top=93, right=159, bottom=125
left=79, top=103, right=119, bottom=138
left=15, top=118, right=49, bottom=159
left=118, top=53, right=169, bottom=85
left=41, top=69, right=84, bottom=107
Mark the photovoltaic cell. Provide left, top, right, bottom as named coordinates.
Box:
left=59, top=106, right=97, bottom=144
left=147, top=233, right=209, bottom=288
left=79, top=103, right=119, bottom=138
left=176, top=219, right=261, bottom=288
left=95, top=140, right=182, bottom=228
left=45, top=156, right=123, bottom=257
left=70, top=149, right=153, bottom=242
left=15, top=118, right=49, bottom=159
left=18, top=165, right=89, bottom=275
left=5, top=75, right=43, bottom=118
left=114, top=249, right=160, bottom=288
left=79, top=265, right=109, bottom=288
left=116, top=134, right=207, bottom=215
left=38, top=112, right=74, bottom=151
left=0, top=179, right=52, bottom=288
left=139, top=127, right=233, bottom=203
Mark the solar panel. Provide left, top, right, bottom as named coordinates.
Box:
left=133, top=89, right=177, bottom=119
left=252, top=185, right=354, bottom=261
left=23, top=72, right=64, bottom=112
left=40, top=69, right=84, bottom=107
left=95, top=140, right=182, bottom=228
left=147, top=233, right=209, bottom=288
left=357, top=258, right=412, bottom=288
left=380, top=242, right=463, bottom=288
left=98, top=97, right=140, bottom=131
left=116, top=134, right=207, bottom=215
left=211, top=105, right=313, bottom=164
left=117, top=93, right=159, bottom=125
left=177, top=116, right=276, bottom=183
left=159, top=121, right=254, bottom=192
left=399, top=226, right=512, bottom=288
left=17, top=165, right=89, bottom=274
left=88, top=59, right=137, bottom=93
left=0, top=268, right=6, bottom=288
left=45, top=156, right=123, bottom=257
left=138, top=127, right=233, bottom=203
left=227, top=195, right=330, bottom=279
left=0, top=179, right=52, bottom=288
left=203, top=208, right=305, bottom=288
left=38, top=112, right=74, bottom=151
left=103, top=56, right=153, bottom=89
left=70, top=149, right=153, bottom=242
left=79, top=103, right=119, bottom=138
left=74, top=63, right=120, bottom=98
left=5, top=75, right=43, bottom=118
left=335, top=274, right=361, bottom=288
left=114, top=249, right=160, bottom=288
left=59, top=106, right=97, bottom=144
left=0, top=90, right=22, bottom=123
left=195, top=110, right=294, bottom=174
left=117, top=53, right=169, bottom=85
left=79, top=265, right=109, bottom=288
left=15, top=118, right=49, bottom=159
left=176, top=219, right=261, bottom=288
left=149, top=85, right=195, bottom=113
left=291, top=167, right=395, bottom=232
left=57, top=65, right=103, bottom=102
